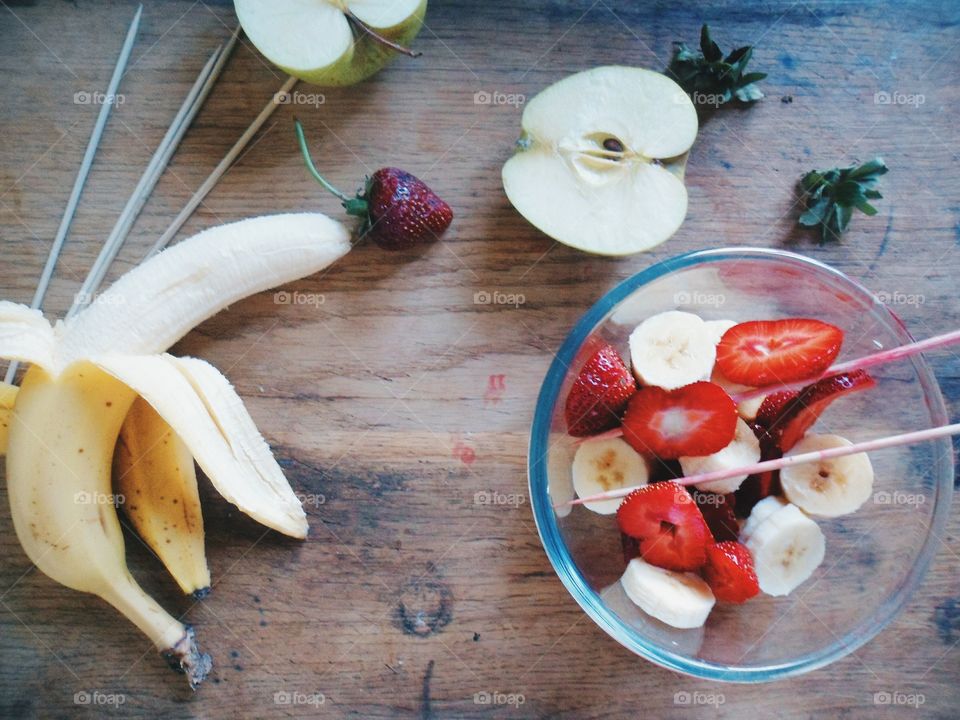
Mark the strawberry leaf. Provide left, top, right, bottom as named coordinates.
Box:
left=667, top=24, right=767, bottom=106
left=798, top=158, right=887, bottom=244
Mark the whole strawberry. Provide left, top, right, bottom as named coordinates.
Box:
left=564, top=343, right=637, bottom=437
left=296, top=120, right=453, bottom=250
left=361, top=168, right=453, bottom=249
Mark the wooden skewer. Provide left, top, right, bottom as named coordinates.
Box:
left=732, top=328, right=960, bottom=403
left=3, top=4, right=142, bottom=385
left=67, top=24, right=242, bottom=319
left=559, top=422, right=960, bottom=509
left=144, top=74, right=299, bottom=259
left=67, top=45, right=223, bottom=317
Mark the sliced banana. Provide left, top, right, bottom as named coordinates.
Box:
left=572, top=437, right=648, bottom=514
left=620, top=557, right=715, bottom=629
left=704, top=320, right=764, bottom=419
left=781, top=433, right=874, bottom=518
left=680, top=417, right=759, bottom=494
left=736, top=395, right=765, bottom=422
left=704, top=318, right=737, bottom=346
left=628, top=311, right=716, bottom=390
left=710, top=367, right=764, bottom=421
left=739, top=495, right=787, bottom=543
left=547, top=433, right=577, bottom=518
left=744, top=501, right=825, bottom=596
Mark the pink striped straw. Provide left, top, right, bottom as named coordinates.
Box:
left=559, top=422, right=960, bottom=509
left=731, top=328, right=960, bottom=404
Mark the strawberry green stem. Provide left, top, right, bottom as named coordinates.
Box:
left=344, top=9, right=422, bottom=58
left=295, top=119, right=368, bottom=216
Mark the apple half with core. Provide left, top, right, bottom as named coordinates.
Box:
left=235, top=0, right=427, bottom=87
left=502, top=66, right=698, bottom=256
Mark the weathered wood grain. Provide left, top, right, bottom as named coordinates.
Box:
left=0, top=0, right=958, bottom=717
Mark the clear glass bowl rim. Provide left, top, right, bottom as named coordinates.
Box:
left=527, top=247, right=953, bottom=683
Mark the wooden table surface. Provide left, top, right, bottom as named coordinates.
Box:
left=1, top=0, right=958, bottom=717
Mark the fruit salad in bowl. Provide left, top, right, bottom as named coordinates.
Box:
left=529, top=248, right=953, bottom=681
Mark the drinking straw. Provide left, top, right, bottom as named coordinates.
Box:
left=562, top=422, right=960, bottom=509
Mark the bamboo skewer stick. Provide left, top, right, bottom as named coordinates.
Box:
left=144, top=74, right=299, bottom=259
left=4, top=4, right=142, bottom=385
left=67, top=45, right=223, bottom=317
left=560, top=422, right=960, bottom=509
left=67, top=24, right=242, bottom=319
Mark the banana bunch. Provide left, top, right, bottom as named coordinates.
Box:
left=0, top=213, right=350, bottom=687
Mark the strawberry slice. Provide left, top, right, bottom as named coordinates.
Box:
left=648, top=458, right=684, bottom=483
left=621, top=533, right=641, bottom=565
left=734, top=421, right=782, bottom=517
left=755, top=390, right=799, bottom=429
left=703, top=541, right=760, bottom=603
left=716, top=318, right=844, bottom=386
left=691, top=490, right=739, bottom=542
left=771, top=370, right=876, bottom=451
left=621, top=381, right=737, bottom=459
left=616, top=482, right=711, bottom=571
left=564, top=344, right=637, bottom=437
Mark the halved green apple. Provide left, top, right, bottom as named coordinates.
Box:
left=235, top=0, right=427, bottom=87
left=502, top=66, right=698, bottom=256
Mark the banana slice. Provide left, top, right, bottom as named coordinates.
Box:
left=711, top=369, right=763, bottom=421
left=572, top=437, right=648, bottom=514
left=620, top=557, right=715, bottom=629
left=780, top=434, right=874, bottom=517
left=680, top=417, right=760, bottom=494
left=744, top=501, right=825, bottom=596
left=628, top=311, right=716, bottom=390
left=739, top=495, right=787, bottom=543
left=704, top=318, right=736, bottom=346
left=703, top=320, right=765, bottom=419
left=547, top=433, right=577, bottom=518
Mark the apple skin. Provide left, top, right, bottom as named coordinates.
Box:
left=255, top=0, right=426, bottom=87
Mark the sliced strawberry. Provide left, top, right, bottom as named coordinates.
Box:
left=755, top=390, right=799, bottom=429
left=735, top=423, right=783, bottom=517
left=621, top=381, right=737, bottom=459
left=716, top=319, right=844, bottom=386
left=773, top=370, right=876, bottom=451
left=621, top=533, right=640, bottom=565
left=648, top=458, right=684, bottom=483
left=735, top=469, right=782, bottom=518
left=564, top=344, right=637, bottom=437
left=616, top=481, right=711, bottom=571
left=690, top=490, right=739, bottom=542
left=703, top=541, right=760, bottom=603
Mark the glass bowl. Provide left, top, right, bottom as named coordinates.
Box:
left=528, top=248, right=953, bottom=682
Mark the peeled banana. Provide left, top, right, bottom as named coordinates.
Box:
left=0, top=380, right=16, bottom=455
left=0, top=212, right=351, bottom=686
